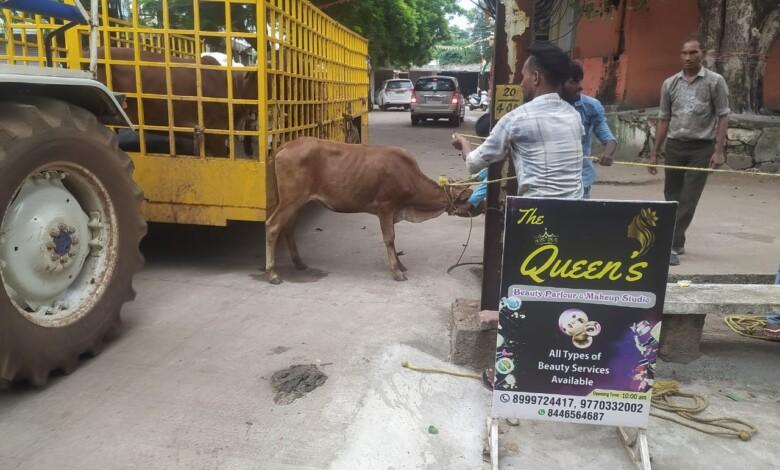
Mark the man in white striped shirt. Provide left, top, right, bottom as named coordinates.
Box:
left=452, top=42, right=584, bottom=199
left=451, top=43, right=584, bottom=390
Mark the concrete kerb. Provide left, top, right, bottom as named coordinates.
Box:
left=660, top=283, right=780, bottom=362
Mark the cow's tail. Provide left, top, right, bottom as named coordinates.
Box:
left=266, top=142, right=289, bottom=212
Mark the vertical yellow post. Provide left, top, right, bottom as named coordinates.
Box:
left=131, top=0, right=147, bottom=155
left=161, top=0, right=176, bottom=156
left=64, top=26, right=81, bottom=71
left=3, top=10, right=17, bottom=65
left=225, top=0, right=235, bottom=159
left=193, top=0, right=205, bottom=158
left=258, top=0, right=268, bottom=163
left=33, top=13, right=45, bottom=67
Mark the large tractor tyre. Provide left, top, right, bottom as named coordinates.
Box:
left=0, top=98, right=146, bottom=386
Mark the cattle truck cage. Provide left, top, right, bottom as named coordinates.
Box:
left=0, top=0, right=370, bottom=226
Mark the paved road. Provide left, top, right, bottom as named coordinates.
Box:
left=1, top=108, right=777, bottom=470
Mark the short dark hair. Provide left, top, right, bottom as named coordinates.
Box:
left=568, top=61, right=584, bottom=82
left=682, top=33, right=704, bottom=49
left=527, top=41, right=572, bottom=88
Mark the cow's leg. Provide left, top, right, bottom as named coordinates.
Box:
left=396, top=252, right=408, bottom=273
left=378, top=212, right=406, bottom=281
left=265, top=205, right=299, bottom=284
left=284, top=216, right=307, bottom=270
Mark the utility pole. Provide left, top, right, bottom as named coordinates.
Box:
left=480, top=0, right=534, bottom=311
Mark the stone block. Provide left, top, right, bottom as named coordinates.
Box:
left=450, top=298, right=496, bottom=370
left=659, top=314, right=705, bottom=363
left=727, top=128, right=761, bottom=146
left=725, top=153, right=753, bottom=170
left=754, top=128, right=780, bottom=163
left=664, top=283, right=780, bottom=316
left=756, top=162, right=779, bottom=173
left=729, top=113, right=780, bottom=130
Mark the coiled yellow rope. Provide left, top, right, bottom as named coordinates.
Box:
left=650, top=380, right=757, bottom=441
left=724, top=314, right=779, bottom=341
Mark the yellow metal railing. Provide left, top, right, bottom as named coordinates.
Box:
left=0, top=7, right=70, bottom=67
left=0, top=0, right=369, bottom=226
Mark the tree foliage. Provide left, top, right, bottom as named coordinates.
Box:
left=133, top=0, right=255, bottom=33
left=313, top=0, right=460, bottom=67
left=103, top=0, right=460, bottom=69
left=433, top=7, right=494, bottom=65
left=434, top=27, right=479, bottom=65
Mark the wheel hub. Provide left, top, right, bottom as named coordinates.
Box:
left=0, top=171, right=91, bottom=313
left=52, top=226, right=75, bottom=256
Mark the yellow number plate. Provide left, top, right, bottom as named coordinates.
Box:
left=494, top=85, right=524, bottom=120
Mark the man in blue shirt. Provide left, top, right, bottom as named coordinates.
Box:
left=561, top=62, right=617, bottom=198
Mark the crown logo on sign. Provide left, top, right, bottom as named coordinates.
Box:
left=534, top=228, right=559, bottom=246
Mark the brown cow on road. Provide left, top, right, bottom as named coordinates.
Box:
left=265, top=137, right=472, bottom=284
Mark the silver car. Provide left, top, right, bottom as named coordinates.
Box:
left=376, top=79, right=413, bottom=110
left=410, top=76, right=466, bottom=127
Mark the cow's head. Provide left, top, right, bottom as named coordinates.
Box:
left=444, top=185, right=474, bottom=217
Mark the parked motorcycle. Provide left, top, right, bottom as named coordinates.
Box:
left=467, top=90, right=489, bottom=111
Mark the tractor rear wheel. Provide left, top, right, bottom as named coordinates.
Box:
left=0, top=98, right=145, bottom=385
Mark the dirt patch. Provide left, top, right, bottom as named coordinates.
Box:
left=268, top=346, right=291, bottom=355
left=271, top=364, right=328, bottom=405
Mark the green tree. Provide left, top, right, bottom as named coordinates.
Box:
left=134, top=0, right=256, bottom=51
left=314, top=0, right=460, bottom=67
left=432, top=6, right=495, bottom=66
left=134, top=0, right=254, bottom=32
left=467, top=6, right=494, bottom=63
left=434, top=26, right=483, bottom=65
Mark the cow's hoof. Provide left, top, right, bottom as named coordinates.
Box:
left=293, top=262, right=308, bottom=271
left=393, top=272, right=408, bottom=282
left=269, top=275, right=283, bottom=285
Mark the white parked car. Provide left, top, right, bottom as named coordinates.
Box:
left=376, top=79, right=413, bottom=110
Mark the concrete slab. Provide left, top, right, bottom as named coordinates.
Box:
left=660, top=283, right=780, bottom=361
left=327, top=345, right=488, bottom=470
left=664, top=283, right=780, bottom=315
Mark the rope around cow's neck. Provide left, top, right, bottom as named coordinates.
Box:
left=442, top=184, right=471, bottom=213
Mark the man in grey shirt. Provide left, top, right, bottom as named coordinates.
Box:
left=451, top=42, right=583, bottom=199
left=649, top=34, right=730, bottom=265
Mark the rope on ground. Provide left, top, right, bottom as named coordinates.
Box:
left=724, top=314, right=780, bottom=341
left=400, top=364, right=758, bottom=441
left=401, top=361, right=481, bottom=380
left=650, top=380, right=757, bottom=441
left=447, top=216, right=483, bottom=274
